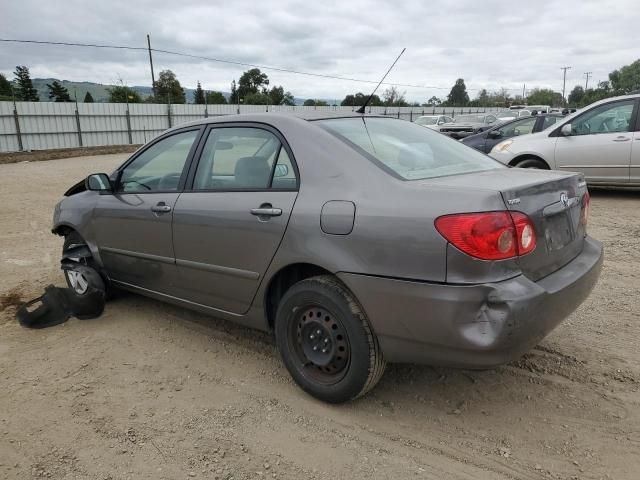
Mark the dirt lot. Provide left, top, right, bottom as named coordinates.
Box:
left=1, top=154, right=639, bottom=480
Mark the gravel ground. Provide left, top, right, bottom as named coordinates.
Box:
left=1, top=154, right=639, bottom=480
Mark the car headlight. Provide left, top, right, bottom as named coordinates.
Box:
left=492, top=139, right=513, bottom=153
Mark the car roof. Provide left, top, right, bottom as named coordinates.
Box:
left=168, top=111, right=390, bottom=132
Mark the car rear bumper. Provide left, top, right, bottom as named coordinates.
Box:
left=337, top=236, right=603, bottom=368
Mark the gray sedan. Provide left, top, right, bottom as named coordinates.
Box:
left=52, top=113, right=603, bottom=403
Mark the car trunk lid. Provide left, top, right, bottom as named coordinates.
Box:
left=423, top=168, right=588, bottom=281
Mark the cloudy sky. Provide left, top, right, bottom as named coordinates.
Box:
left=1, top=0, right=638, bottom=102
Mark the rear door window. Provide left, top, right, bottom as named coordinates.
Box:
left=193, top=128, right=282, bottom=190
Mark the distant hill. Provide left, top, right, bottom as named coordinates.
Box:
left=30, top=78, right=210, bottom=103
left=27, top=78, right=335, bottom=105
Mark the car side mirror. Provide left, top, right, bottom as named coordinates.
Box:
left=274, top=164, right=289, bottom=177
left=487, top=130, right=502, bottom=138
left=86, top=173, right=112, bottom=192
left=561, top=123, right=573, bottom=136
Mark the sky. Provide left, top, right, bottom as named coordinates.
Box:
left=1, top=0, right=639, bottom=102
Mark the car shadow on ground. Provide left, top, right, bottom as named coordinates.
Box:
left=589, top=187, right=640, bottom=199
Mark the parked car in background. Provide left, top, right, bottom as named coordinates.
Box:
left=414, top=114, right=454, bottom=130
left=52, top=112, right=603, bottom=403
left=511, top=105, right=551, bottom=114
left=461, top=114, right=563, bottom=153
left=490, top=94, right=640, bottom=185
left=496, top=109, right=532, bottom=121
left=439, top=113, right=499, bottom=139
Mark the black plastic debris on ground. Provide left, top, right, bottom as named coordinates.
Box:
left=16, top=265, right=106, bottom=329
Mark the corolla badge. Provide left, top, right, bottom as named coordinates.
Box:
left=560, top=192, right=569, bottom=207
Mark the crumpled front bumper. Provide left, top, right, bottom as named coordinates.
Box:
left=338, top=237, right=603, bottom=368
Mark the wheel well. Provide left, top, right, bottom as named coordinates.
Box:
left=265, top=263, right=333, bottom=329
left=508, top=155, right=550, bottom=169
left=53, top=225, right=74, bottom=237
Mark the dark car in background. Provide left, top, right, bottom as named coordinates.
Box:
left=439, top=113, right=499, bottom=139
left=461, top=114, right=563, bottom=153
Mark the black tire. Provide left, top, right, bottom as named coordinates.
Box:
left=513, top=157, right=548, bottom=169
left=274, top=275, right=385, bottom=403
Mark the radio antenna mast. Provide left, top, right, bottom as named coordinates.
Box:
left=356, top=48, right=406, bottom=114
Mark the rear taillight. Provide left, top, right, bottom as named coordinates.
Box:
left=435, top=211, right=536, bottom=261
left=580, top=191, right=590, bottom=230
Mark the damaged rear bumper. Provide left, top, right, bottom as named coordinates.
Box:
left=337, top=237, right=603, bottom=367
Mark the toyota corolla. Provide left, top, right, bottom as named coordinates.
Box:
left=52, top=113, right=603, bottom=403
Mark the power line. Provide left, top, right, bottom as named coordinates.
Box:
left=0, top=37, right=522, bottom=93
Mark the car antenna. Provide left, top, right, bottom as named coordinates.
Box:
left=356, top=48, right=406, bottom=114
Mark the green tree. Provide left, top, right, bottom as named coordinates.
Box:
left=303, top=99, right=328, bottom=106
left=382, top=86, right=408, bottom=106
left=567, top=85, right=584, bottom=106
left=0, top=73, right=13, bottom=100
left=580, top=81, right=612, bottom=107
left=153, top=70, right=185, bottom=104
left=238, top=68, right=269, bottom=98
left=475, top=89, right=489, bottom=107
left=13, top=66, right=39, bottom=101
left=340, top=92, right=383, bottom=107
left=193, top=81, right=205, bottom=104
left=107, top=85, right=142, bottom=103
left=269, top=85, right=295, bottom=105
left=526, top=88, right=562, bottom=107
left=609, top=59, right=640, bottom=95
left=244, top=92, right=271, bottom=105
left=423, top=96, right=442, bottom=107
left=205, top=91, right=227, bottom=104
left=445, top=78, right=469, bottom=107
left=83, top=91, right=94, bottom=103
left=46, top=80, right=72, bottom=102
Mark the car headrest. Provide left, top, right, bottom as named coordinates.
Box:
left=234, top=156, right=271, bottom=188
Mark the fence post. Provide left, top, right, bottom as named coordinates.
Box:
left=125, top=105, right=133, bottom=145
left=167, top=101, right=172, bottom=128
left=397, top=110, right=400, bottom=119
left=12, top=102, right=23, bottom=151
left=74, top=106, right=83, bottom=147
left=410, top=110, right=413, bottom=122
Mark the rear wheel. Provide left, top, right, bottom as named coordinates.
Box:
left=275, top=275, right=385, bottom=403
left=513, top=157, right=548, bottom=169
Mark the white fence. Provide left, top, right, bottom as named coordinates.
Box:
left=0, top=101, right=500, bottom=153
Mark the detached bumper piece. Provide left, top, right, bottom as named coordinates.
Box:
left=16, top=265, right=106, bottom=329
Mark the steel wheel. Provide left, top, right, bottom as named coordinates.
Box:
left=290, top=305, right=350, bottom=385
left=275, top=275, right=386, bottom=403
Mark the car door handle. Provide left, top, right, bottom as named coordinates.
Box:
left=612, top=136, right=631, bottom=142
left=151, top=203, right=172, bottom=213
left=250, top=207, right=282, bottom=217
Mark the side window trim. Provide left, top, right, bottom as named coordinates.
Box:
left=184, top=122, right=300, bottom=192
left=551, top=99, right=638, bottom=137
left=114, top=126, right=204, bottom=193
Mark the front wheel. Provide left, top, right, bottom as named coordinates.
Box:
left=513, top=157, right=548, bottom=169
left=62, top=232, right=106, bottom=296
left=275, top=275, right=385, bottom=403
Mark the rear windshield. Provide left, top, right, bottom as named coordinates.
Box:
left=317, top=117, right=504, bottom=180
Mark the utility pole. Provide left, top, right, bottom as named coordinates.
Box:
left=147, top=34, right=156, bottom=98
left=584, top=71, right=592, bottom=90
left=561, top=66, right=572, bottom=105
left=522, top=84, right=526, bottom=102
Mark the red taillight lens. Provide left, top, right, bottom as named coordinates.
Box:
left=580, top=191, right=590, bottom=229
left=435, top=211, right=536, bottom=260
